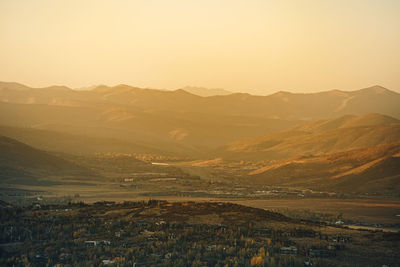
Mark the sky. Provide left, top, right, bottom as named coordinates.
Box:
left=0, top=0, right=399, bottom=94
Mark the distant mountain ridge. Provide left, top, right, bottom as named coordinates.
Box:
left=1, top=81, right=400, bottom=156
left=1, top=81, right=399, bottom=119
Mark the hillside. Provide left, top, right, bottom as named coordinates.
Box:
left=0, top=136, right=96, bottom=185
left=0, top=100, right=299, bottom=156
left=220, top=113, right=400, bottom=161
left=1, top=82, right=400, bottom=156
left=248, top=142, right=400, bottom=195
left=0, top=125, right=185, bottom=156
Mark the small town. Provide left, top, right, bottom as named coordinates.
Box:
left=1, top=200, right=398, bottom=266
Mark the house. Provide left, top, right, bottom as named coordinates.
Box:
left=33, top=254, right=48, bottom=265
left=304, top=260, right=313, bottom=266
left=84, top=240, right=110, bottom=246
left=115, top=231, right=122, bottom=237
left=102, top=259, right=115, bottom=265
left=164, top=253, right=172, bottom=259
left=85, top=241, right=98, bottom=246
left=280, top=246, right=298, bottom=254
left=59, top=253, right=71, bottom=262
left=168, top=233, right=177, bottom=240
left=206, top=245, right=217, bottom=251
left=309, top=249, right=335, bottom=257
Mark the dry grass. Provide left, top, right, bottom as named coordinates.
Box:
left=234, top=198, right=400, bottom=225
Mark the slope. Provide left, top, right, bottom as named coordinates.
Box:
left=0, top=101, right=299, bottom=155
left=220, top=113, right=400, bottom=161
left=248, top=142, right=400, bottom=195
left=0, top=136, right=96, bottom=185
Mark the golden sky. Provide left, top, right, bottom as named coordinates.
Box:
left=1, top=0, right=399, bottom=94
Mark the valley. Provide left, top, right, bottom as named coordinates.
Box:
left=1, top=82, right=399, bottom=266
left=1, top=150, right=399, bottom=230
left=2, top=1, right=400, bottom=265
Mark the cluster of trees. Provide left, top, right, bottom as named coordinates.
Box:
left=0, top=201, right=346, bottom=266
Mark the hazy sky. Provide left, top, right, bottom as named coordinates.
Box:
left=1, top=0, right=399, bottom=94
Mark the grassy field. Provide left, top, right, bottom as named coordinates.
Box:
left=3, top=179, right=400, bottom=227
left=234, top=198, right=400, bottom=225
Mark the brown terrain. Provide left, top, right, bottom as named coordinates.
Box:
left=0, top=81, right=399, bottom=232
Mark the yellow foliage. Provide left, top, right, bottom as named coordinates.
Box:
left=250, top=255, right=264, bottom=266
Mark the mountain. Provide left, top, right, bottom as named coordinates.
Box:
left=264, top=85, right=400, bottom=119
left=0, top=85, right=301, bottom=155
left=0, top=81, right=83, bottom=106
left=219, top=113, right=400, bottom=161
left=0, top=125, right=168, bottom=155
left=0, top=82, right=399, bottom=156
left=1, top=82, right=399, bottom=119
left=247, top=142, right=400, bottom=195
left=0, top=101, right=298, bottom=156
left=0, top=136, right=95, bottom=185
left=180, top=86, right=232, bottom=97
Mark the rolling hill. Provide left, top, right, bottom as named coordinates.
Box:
left=247, top=142, right=400, bottom=195
left=219, top=113, right=400, bottom=161
left=1, top=82, right=400, bottom=157
left=0, top=136, right=96, bottom=185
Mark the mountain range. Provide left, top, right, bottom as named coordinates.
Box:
left=0, top=81, right=399, bottom=195
left=1, top=82, right=399, bottom=119
left=1, top=82, right=399, bottom=157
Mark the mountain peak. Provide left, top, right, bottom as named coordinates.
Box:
left=41, top=85, right=73, bottom=92
left=92, top=84, right=142, bottom=93
left=272, top=90, right=293, bottom=96
left=358, top=85, right=391, bottom=94
left=180, top=86, right=232, bottom=97
left=0, top=81, right=31, bottom=91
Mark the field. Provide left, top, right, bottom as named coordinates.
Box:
left=235, top=198, right=400, bottom=226
left=3, top=180, right=399, bottom=229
